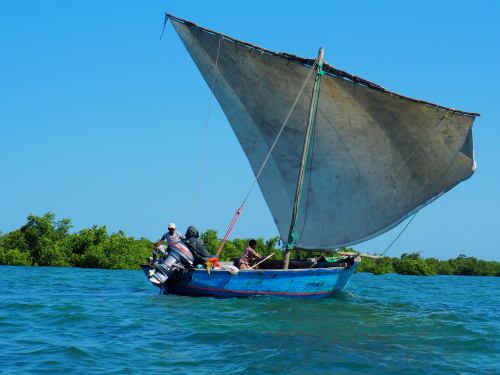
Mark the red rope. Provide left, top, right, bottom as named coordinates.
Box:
left=216, top=207, right=243, bottom=257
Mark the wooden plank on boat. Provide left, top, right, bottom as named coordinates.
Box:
left=258, top=259, right=349, bottom=269
left=337, top=251, right=381, bottom=259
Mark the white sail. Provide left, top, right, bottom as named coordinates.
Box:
left=169, top=15, right=478, bottom=249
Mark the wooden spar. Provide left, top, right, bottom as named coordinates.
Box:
left=284, top=48, right=324, bottom=270
left=250, top=252, right=275, bottom=269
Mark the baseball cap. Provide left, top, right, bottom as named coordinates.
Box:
left=168, top=223, right=176, bottom=229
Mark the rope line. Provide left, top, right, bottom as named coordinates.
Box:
left=380, top=136, right=464, bottom=256
left=194, top=36, right=222, bottom=225
left=381, top=212, right=418, bottom=256
left=160, top=14, right=169, bottom=39
left=240, top=59, right=319, bottom=207
left=216, top=207, right=242, bottom=257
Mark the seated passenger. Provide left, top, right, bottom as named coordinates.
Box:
left=183, top=226, right=212, bottom=265
left=238, top=239, right=262, bottom=270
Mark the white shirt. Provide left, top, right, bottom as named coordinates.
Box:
left=161, top=230, right=185, bottom=246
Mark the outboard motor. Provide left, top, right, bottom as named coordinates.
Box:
left=148, top=242, right=194, bottom=286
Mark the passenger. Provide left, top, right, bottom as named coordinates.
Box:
left=154, top=222, right=185, bottom=258
left=183, top=226, right=212, bottom=265
left=238, top=239, right=262, bottom=270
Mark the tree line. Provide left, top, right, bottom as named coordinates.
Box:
left=0, top=213, right=277, bottom=269
left=356, top=252, right=500, bottom=276
left=0, top=213, right=498, bottom=276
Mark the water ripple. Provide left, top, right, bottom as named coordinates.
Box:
left=0, top=267, right=498, bottom=374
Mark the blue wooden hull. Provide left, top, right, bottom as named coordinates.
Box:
left=144, top=259, right=360, bottom=299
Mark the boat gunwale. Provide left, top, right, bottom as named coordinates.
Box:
left=166, top=13, right=480, bottom=118
left=191, top=265, right=358, bottom=275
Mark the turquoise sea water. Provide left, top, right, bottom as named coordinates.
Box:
left=0, top=266, right=498, bottom=374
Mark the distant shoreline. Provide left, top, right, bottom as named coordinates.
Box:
left=1, top=213, right=499, bottom=277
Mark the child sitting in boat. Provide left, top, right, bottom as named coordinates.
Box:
left=238, top=239, right=262, bottom=270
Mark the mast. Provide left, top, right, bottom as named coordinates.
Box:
left=283, top=48, right=325, bottom=269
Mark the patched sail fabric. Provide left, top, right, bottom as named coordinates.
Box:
left=168, top=15, right=479, bottom=249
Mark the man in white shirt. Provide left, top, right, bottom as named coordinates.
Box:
left=153, top=223, right=185, bottom=257
left=147, top=223, right=190, bottom=284
left=157, top=223, right=184, bottom=246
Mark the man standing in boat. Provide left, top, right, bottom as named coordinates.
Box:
left=154, top=223, right=185, bottom=257
left=238, top=239, right=262, bottom=270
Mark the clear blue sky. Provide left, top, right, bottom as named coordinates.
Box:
left=1, top=1, right=499, bottom=260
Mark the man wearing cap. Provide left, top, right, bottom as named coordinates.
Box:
left=156, top=223, right=185, bottom=247
left=152, top=223, right=185, bottom=260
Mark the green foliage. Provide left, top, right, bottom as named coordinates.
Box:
left=1, top=213, right=499, bottom=276
left=357, top=257, right=394, bottom=275
left=0, top=248, right=32, bottom=266
left=103, top=233, right=152, bottom=270
left=357, top=252, right=500, bottom=277
left=0, top=228, right=32, bottom=265
left=447, top=254, right=500, bottom=276
left=219, top=241, right=239, bottom=262
left=400, top=252, right=421, bottom=260
left=37, top=241, right=71, bottom=267
left=393, top=258, right=436, bottom=276
left=200, top=229, right=220, bottom=255
left=0, top=213, right=153, bottom=270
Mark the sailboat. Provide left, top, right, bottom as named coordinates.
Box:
left=141, top=14, right=479, bottom=298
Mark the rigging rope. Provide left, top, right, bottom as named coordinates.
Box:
left=216, top=58, right=320, bottom=256
left=241, top=59, right=319, bottom=207
left=194, top=36, right=223, bottom=225
left=381, top=212, right=419, bottom=256
left=160, top=14, right=169, bottom=39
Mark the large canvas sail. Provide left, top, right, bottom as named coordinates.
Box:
left=168, top=15, right=479, bottom=249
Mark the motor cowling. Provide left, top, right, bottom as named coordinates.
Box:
left=148, top=242, right=194, bottom=286
left=168, top=242, right=194, bottom=265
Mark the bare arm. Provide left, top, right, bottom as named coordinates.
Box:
left=155, top=234, right=166, bottom=248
